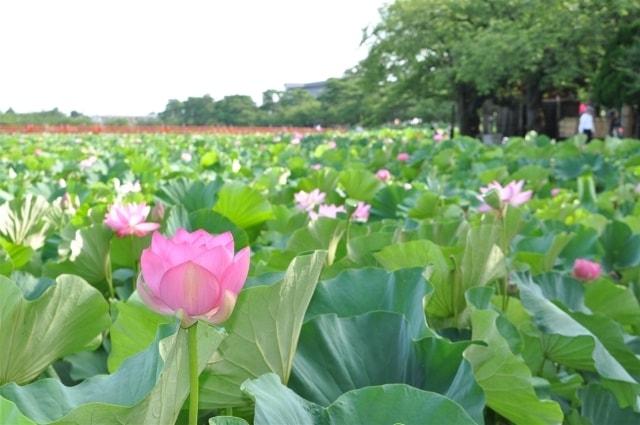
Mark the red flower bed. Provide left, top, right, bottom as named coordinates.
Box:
left=0, top=124, right=326, bottom=135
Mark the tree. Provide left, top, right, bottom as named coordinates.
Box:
left=213, top=95, right=260, bottom=126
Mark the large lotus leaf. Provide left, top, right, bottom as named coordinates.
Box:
left=370, top=185, right=413, bottom=219
left=287, top=219, right=345, bottom=264
left=213, top=183, right=274, bottom=229
left=584, top=279, right=640, bottom=326
left=558, top=227, right=600, bottom=264
left=463, top=304, right=563, bottom=425
left=189, top=209, right=250, bottom=249
left=290, top=312, right=419, bottom=406
left=338, top=169, right=382, bottom=201
left=0, top=322, right=224, bottom=424
left=45, top=224, right=113, bottom=295
left=0, top=396, right=35, bottom=425
left=290, top=311, right=484, bottom=423
left=243, top=373, right=479, bottom=425
left=305, top=268, right=430, bottom=337
left=512, top=272, right=589, bottom=314
left=374, top=239, right=448, bottom=273
left=580, top=383, right=640, bottom=425
left=518, top=277, right=638, bottom=383
left=0, top=239, right=34, bottom=272
left=110, top=234, right=151, bottom=270
left=345, top=231, right=394, bottom=266
left=107, top=298, right=174, bottom=372
left=373, top=240, right=453, bottom=320
left=460, top=224, right=505, bottom=292
left=0, top=274, right=110, bottom=385
left=0, top=194, right=50, bottom=250
left=155, top=177, right=221, bottom=212
left=514, top=233, right=574, bottom=275
left=517, top=277, right=640, bottom=409
left=600, top=221, right=640, bottom=270
left=199, top=252, right=327, bottom=409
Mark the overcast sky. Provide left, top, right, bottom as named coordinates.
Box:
left=0, top=0, right=387, bottom=116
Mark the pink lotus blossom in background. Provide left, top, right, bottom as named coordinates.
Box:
left=114, top=179, right=141, bottom=198
left=327, top=140, right=337, bottom=149
left=376, top=169, right=392, bottom=182
left=551, top=188, right=561, bottom=197
left=573, top=258, right=601, bottom=281
left=294, top=189, right=326, bottom=212
left=397, top=152, right=410, bottom=162
left=477, top=180, right=533, bottom=212
left=138, top=229, right=249, bottom=326
left=34, top=148, right=43, bottom=157
left=181, top=152, right=192, bottom=162
left=433, top=131, right=444, bottom=142
left=352, top=202, right=371, bottom=222
left=79, top=156, right=98, bottom=170
left=311, top=164, right=322, bottom=170
left=104, top=203, right=160, bottom=237
left=291, top=132, right=304, bottom=145
left=315, top=204, right=347, bottom=219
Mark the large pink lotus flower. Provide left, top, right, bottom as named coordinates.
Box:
left=104, top=203, right=160, bottom=237
left=352, top=202, right=371, bottom=222
left=376, top=169, right=392, bottom=182
left=397, top=152, right=410, bottom=162
left=433, top=131, right=444, bottom=142
left=295, top=189, right=326, bottom=212
left=477, top=180, right=533, bottom=212
left=573, top=259, right=601, bottom=282
left=138, top=229, right=250, bottom=326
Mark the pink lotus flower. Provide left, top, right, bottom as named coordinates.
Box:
left=433, top=131, right=444, bottom=142
left=376, top=169, right=391, bottom=182
left=477, top=180, right=533, bottom=212
left=327, top=141, right=337, bottom=149
left=291, top=132, right=303, bottom=145
left=295, top=189, right=326, bottom=212
left=104, top=203, right=160, bottom=237
left=551, top=188, right=561, bottom=197
left=138, top=229, right=250, bottom=326
left=79, top=156, right=97, bottom=170
left=573, top=259, right=601, bottom=281
left=309, top=204, right=346, bottom=221
left=397, top=152, right=410, bottom=162
left=352, top=202, right=371, bottom=222
left=311, top=164, right=322, bottom=170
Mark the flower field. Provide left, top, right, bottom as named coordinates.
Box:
left=2, top=129, right=640, bottom=425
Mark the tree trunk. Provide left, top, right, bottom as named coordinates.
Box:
left=524, top=76, right=544, bottom=133
left=456, top=83, right=482, bottom=137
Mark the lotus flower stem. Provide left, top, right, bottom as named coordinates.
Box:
left=188, top=324, right=199, bottom=425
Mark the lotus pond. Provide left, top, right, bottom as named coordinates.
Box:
left=1, top=130, right=640, bottom=425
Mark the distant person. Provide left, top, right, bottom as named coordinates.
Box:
left=578, top=106, right=595, bottom=143
left=608, top=110, right=623, bottom=138
left=579, top=102, right=588, bottom=115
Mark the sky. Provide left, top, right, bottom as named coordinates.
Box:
left=0, top=0, right=387, bottom=116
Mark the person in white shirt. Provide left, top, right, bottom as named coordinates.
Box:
left=578, top=106, right=595, bottom=143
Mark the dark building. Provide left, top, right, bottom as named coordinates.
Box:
left=284, top=81, right=328, bottom=98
